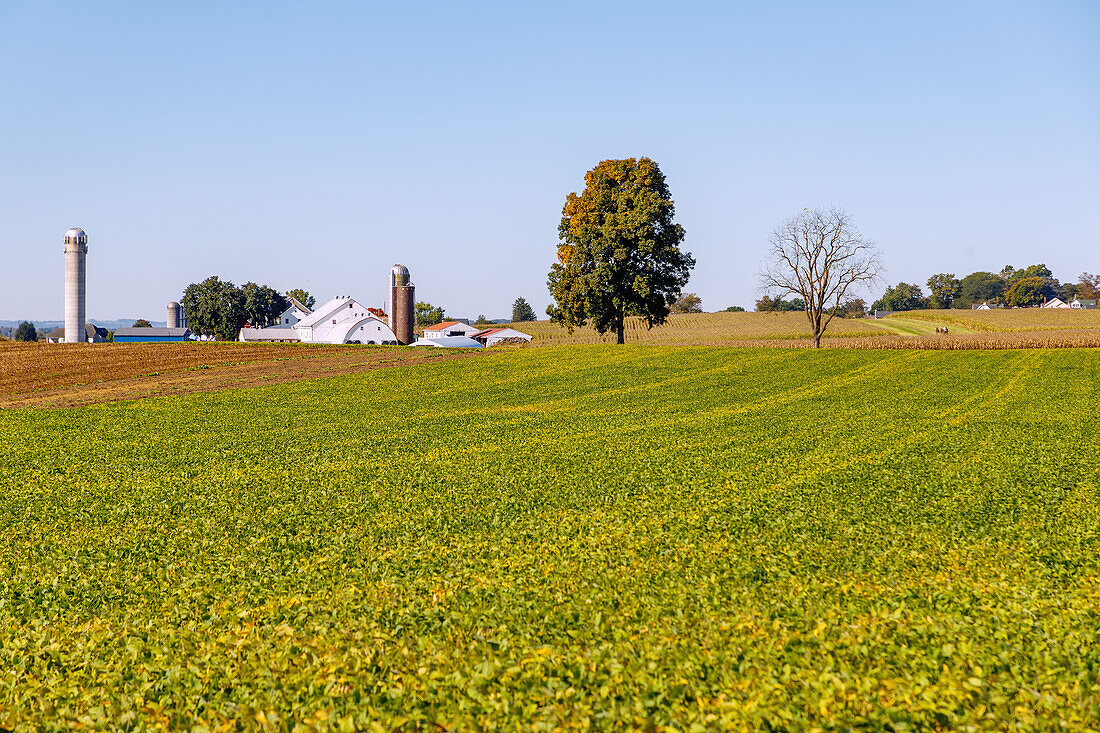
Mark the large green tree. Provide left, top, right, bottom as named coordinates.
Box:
left=956, top=272, right=1005, bottom=308
left=872, top=283, right=928, bottom=312
left=1004, top=276, right=1050, bottom=307
left=511, top=297, right=536, bottom=323
left=182, top=276, right=246, bottom=341
left=926, top=273, right=961, bottom=309
left=547, top=158, right=694, bottom=344
left=242, top=282, right=289, bottom=327
left=415, top=302, right=445, bottom=328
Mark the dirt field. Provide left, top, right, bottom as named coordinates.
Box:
left=0, top=342, right=482, bottom=409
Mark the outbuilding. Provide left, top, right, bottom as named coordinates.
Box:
left=470, top=327, right=533, bottom=346
left=422, top=321, right=483, bottom=339
left=114, top=327, right=192, bottom=342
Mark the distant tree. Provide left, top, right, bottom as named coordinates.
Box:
left=475, top=314, right=491, bottom=326
left=547, top=158, right=694, bottom=344
left=286, top=288, right=316, bottom=310
left=242, top=282, right=289, bottom=327
left=872, top=283, right=929, bottom=312
left=511, top=297, right=536, bottom=322
left=14, top=322, right=37, bottom=342
left=1078, top=273, right=1100, bottom=300
left=956, top=272, right=1006, bottom=308
left=926, top=273, right=961, bottom=309
left=415, top=302, right=445, bottom=328
left=132, top=319, right=152, bottom=328
left=724, top=305, right=745, bottom=312
left=671, top=292, right=703, bottom=314
left=755, top=295, right=804, bottom=312
left=1057, top=282, right=1080, bottom=302
left=836, top=298, right=867, bottom=318
left=1004, top=276, right=1049, bottom=307
left=182, top=275, right=246, bottom=341
left=760, top=208, right=882, bottom=347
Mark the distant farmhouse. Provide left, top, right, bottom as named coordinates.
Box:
left=45, top=324, right=108, bottom=343
left=1042, top=297, right=1097, bottom=309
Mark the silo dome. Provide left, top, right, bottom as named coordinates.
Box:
left=64, top=227, right=87, bottom=243
left=390, top=264, right=410, bottom=286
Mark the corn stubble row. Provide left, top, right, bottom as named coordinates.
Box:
left=1, top=346, right=1099, bottom=729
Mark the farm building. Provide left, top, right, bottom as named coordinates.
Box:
left=114, top=327, right=192, bottom=342
left=411, top=335, right=483, bottom=348
left=273, top=297, right=313, bottom=326
left=1070, top=298, right=1097, bottom=309
left=422, top=321, right=483, bottom=339
left=239, top=296, right=398, bottom=345
left=1041, top=297, right=1069, bottom=309
left=471, top=327, right=533, bottom=346
left=45, top=324, right=109, bottom=343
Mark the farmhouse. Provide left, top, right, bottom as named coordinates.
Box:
left=1070, top=298, right=1097, bottom=309
left=114, top=327, right=192, bottom=343
left=1041, top=297, right=1069, bottom=309
left=45, top=324, right=109, bottom=343
left=422, top=321, right=483, bottom=339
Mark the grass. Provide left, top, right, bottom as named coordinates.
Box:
left=1, top=346, right=1099, bottom=729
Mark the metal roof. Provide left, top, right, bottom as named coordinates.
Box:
left=114, top=327, right=191, bottom=337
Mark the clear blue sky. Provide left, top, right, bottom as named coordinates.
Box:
left=2, top=1, right=1097, bottom=321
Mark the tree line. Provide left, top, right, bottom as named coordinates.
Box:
left=873, top=268, right=1099, bottom=312
left=182, top=276, right=315, bottom=341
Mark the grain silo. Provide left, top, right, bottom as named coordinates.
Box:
left=167, top=301, right=182, bottom=329
left=389, top=264, right=415, bottom=345
left=63, top=227, right=88, bottom=343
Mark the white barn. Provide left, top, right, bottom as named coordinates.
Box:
left=240, top=296, right=398, bottom=344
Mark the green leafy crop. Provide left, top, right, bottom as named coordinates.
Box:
left=0, top=346, right=1098, bottom=729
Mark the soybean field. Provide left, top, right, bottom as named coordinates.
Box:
left=2, top=346, right=1099, bottom=730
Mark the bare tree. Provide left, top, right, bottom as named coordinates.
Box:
left=760, top=208, right=883, bottom=348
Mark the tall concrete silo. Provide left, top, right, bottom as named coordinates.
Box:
left=63, top=227, right=88, bottom=343
left=389, top=264, right=415, bottom=345
left=167, top=301, right=182, bottom=329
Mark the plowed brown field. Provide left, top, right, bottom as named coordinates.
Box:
left=0, top=342, right=481, bottom=409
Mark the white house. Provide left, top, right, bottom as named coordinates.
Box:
left=240, top=295, right=398, bottom=344
left=974, top=302, right=996, bottom=310
left=1070, top=298, right=1097, bottom=310
left=421, top=321, right=483, bottom=340
left=1041, top=297, right=1069, bottom=309
left=470, top=327, right=533, bottom=346
left=274, top=297, right=313, bottom=327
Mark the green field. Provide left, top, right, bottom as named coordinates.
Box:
left=2, top=347, right=1099, bottom=729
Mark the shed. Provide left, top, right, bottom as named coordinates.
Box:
left=410, top=336, right=484, bottom=348
left=114, top=327, right=192, bottom=342
left=470, top=327, right=533, bottom=346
